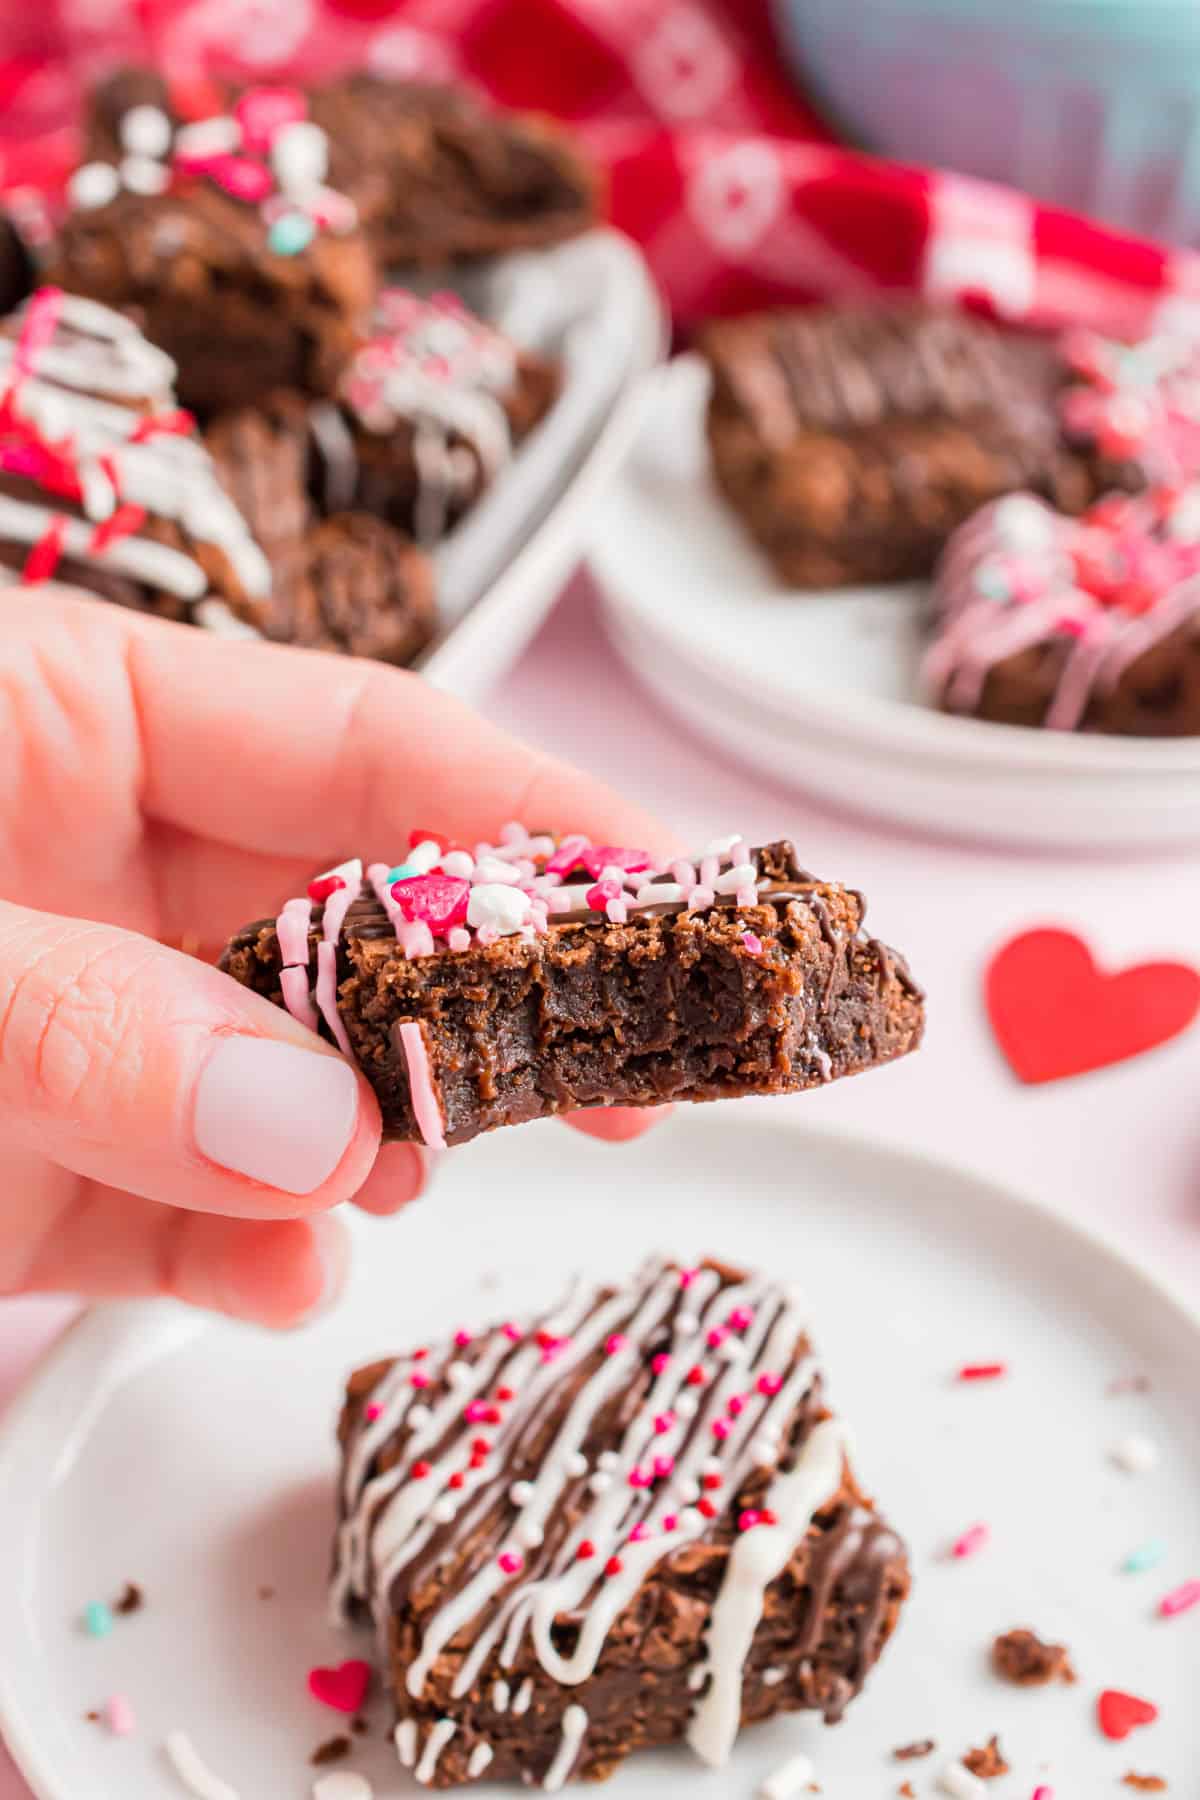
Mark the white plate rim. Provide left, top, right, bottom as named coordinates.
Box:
left=0, top=1115, right=1197, bottom=1800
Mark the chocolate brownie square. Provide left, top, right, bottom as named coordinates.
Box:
left=701, top=303, right=1141, bottom=587
left=333, top=1255, right=910, bottom=1788
left=220, top=829, right=923, bottom=1147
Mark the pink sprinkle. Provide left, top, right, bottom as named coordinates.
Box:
left=410, top=1371, right=429, bottom=1389
left=605, top=1333, right=629, bottom=1356
left=106, top=1694, right=136, bottom=1737
left=653, top=1412, right=676, bottom=1435
left=952, top=1523, right=990, bottom=1560
left=653, top=1455, right=675, bottom=1479
left=1160, top=1578, right=1200, bottom=1617
left=651, top=1353, right=671, bottom=1374
left=757, top=1373, right=782, bottom=1397
left=629, top=1522, right=650, bottom=1542
left=707, top=1327, right=728, bottom=1349
left=205, top=153, right=274, bottom=203
left=741, top=931, right=763, bottom=955
left=628, top=1467, right=651, bottom=1489
left=497, top=1552, right=524, bottom=1576
left=502, top=1323, right=522, bottom=1342
left=661, top=1514, right=678, bottom=1532
left=678, top=1268, right=698, bottom=1288
left=454, top=1329, right=472, bottom=1348
left=737, top=1509, right=762, bottom=1532
left=364, top=1402, right=382, bottom=1422
left=1032, top=1789, right=1054, bottom=1800
left=728, top=1307, right=754, bottom=1331
left=464, top=1400, right=489, bottom=1423
left=727, top=1395, right=746, bottom=1417
left=711, top=1419, right=730, bottom=1440
left=586, top=879, right=620, bottom=910
left=234, top=85, right=306, bottom=152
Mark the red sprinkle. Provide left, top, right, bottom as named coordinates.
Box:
left=697, top=1498, right=718, bottom=1520
left=759, top=1508, right=778, bottom=1526
left=957, top=1362, right=1008, bottom=1382
left=90, top=503, right=147, bottom=554
left=1097, top=1688, right=1159, bottom=1741
left=21, top=513, right=67, bottom=584
left=738, top=1509, right=762, bottom=1532
left=951, top=1523, right=990, bottom=1560
left=448, top=1472, right=465, bottom=1490
left=470, top=1437, right=491, bottom=1456
left=604, top=1556, right=623, bottom=1577
left=412, top=1348, right=428, bottom=1361
left=363, top=1401, right=382, bottom=1422
left=410, top=1460, right=431, bottom=1481
left=407, top=828, right=451, bottom=852
left=129, top=408, right=195, bottom=442
left=686, top=1366, right=707, bottom=1387
left=495, top=1386, right=514, bottom=1404
left=307, top=874, right=346, bottom=903
left=576, top=1540, right=595, bottom=1561
left=702, top=1472, right=723, bottom=1491
left=1160, top=1578, right=1200, bottom=1618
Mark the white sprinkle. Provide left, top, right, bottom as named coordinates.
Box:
left=588, top=1473, right=612, bottom=1496
left=467, top=1743, right=493, bottom=1779
left=675, top=1391, right=699, bottom=1420
left=414, top=1719, right=456, bottom=1786
left=758, top=1751, right=815, bottom=1800
left=701, top=1456, right=723, bottom=1476
left=675, top=1478, right=701, bottom=1504
left=718, top=1338, right=745, bottom=1363
left=512, top=1678, right=534, bottom=1716
left=394, top=1720, right=417, bottom=1766
left=492, top=1680, right=510, bottom=1713
left=563, top=1451, right=588, bottom=1479
left=762, top=1666, right=785, bottom=1687
left=542, top=1704, right=588, bottom=1792
left=164, top=1730, right=239, bottom=1800
left=441, top=851, right=474, bottom=880
left=408, top=1404, right=432, bottom=1430
left=702, top=834, right=741, bottom=858
left=432, top=1499, right=456, bottom=1525
left=937, top=1765, right=986, bottom=1800
left=596, top=1451, right=619, bottom=1471
left=510, top=1481, right=534, bottom=1508
left=120, top=104, right=173, bottom=158
left=715, top=862, right=757, bottom=895
left=313, top=1774, right=372, bottom=1800
left=517, top=1520, right=544, bottom=1550
left=632, top=882, right=684, bottom=907
left=120, top=155, right=170, bottom=195
left=68, top=161, right=121, bottom=209
left=675, top=1312, right=699, bottom=1336
left=677, top=1507, right=702, bottom=1531
left=472, top=855, right=523, bottom=885
left=406, top=839, right=444, bottom=875
left=175, top=116, right=241, bottom=159
left=1112, top=1433, right=1159, bottom=1474
left=467, top=882, right=533, bottom=936
left=687, top=1664, right=708, bottom=1692
left=752, top=1436, right=779, bottom=1466
left=446, top=1362, right=471, bottom=1387
left=272, top=119, right=329, bottom=194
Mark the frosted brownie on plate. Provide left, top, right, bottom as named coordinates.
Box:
left=220, top=827, right=924, bottom=1147
left=334, top=1255, right=909, bottom=1788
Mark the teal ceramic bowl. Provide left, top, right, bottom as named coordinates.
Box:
left=773, top=0, right=1200, bottom=241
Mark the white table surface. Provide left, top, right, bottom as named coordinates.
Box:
left=2, top=569, right=1198, bottom=1796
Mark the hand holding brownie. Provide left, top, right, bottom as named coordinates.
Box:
left=0, top=588, right=666, bottom=1327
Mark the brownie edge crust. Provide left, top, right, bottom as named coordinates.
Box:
left=220, top=833, right=924, bottom=1147
left=334, top=1257, right=910, bottom=1789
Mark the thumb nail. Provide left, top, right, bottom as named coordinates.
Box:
left=193, top=1036, right=359, bottom=1195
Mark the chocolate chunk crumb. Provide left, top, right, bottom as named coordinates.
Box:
left=1122, top=1777, right=1167, bottom=1793
left=963, top=1736, right=1009, bottom=1779
left=257, top=1585, right=275, bottom=1601
left=898, top=1785, right=916, bottom=1799
left=350, top=1716, right=369, bottom=1736
left=992, top=1627, right=1076, bottom=1685
left=114, top=1582, right=143, bottom=1615
left=84, top=1710, right=100, bottom=1723
left=311, top=1736, right=351, bottom=1766
left=894, top=1739, right=936, bottom=1760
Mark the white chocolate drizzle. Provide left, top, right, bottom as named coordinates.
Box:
left=543, top=1705, right=588, bottom=1792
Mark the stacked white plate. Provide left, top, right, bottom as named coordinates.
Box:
left=590, top=357, right=1200, bottom=852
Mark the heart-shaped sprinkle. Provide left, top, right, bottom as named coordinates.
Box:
left=1097, top=1688, right=1159, bottom=1741
left=391, top=873, right=470, bottom=935
left=307, top=1659, right=371, bottom=1714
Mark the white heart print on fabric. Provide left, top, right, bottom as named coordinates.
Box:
left=686, top=139, right=785, bottom=257
left=632, top=5, right=738, bottom=122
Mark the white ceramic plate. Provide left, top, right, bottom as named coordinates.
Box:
left=590, top=357, right=1200, bottom=851
left=420, top=230, right=666, bottom=704
left=0, top=1114, right=1195, bottom=1799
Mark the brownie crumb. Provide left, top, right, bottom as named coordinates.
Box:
left=992, top=1627, right=1076, bottom=1686
left=311, top=1736, right=351, bottom=1766
left=898, top=1785, right=916, bottom=1799
left=1122, top=1777, right=1167, bottom=1793
left=963, top=1736, right=1009, bottom=1779
left=894, top=1739, right=936, bottom=1760
left=350, top=1716, right=369, bottom=1736
left=84, top=1710, right=100, bottom=1723
left=114, top=1582, right=143, bottom=1615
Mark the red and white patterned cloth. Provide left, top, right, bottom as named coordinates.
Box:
left=3, top=0, right=1200, bottom=337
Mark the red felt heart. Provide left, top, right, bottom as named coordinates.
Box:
left=985, top=929, right=1200, bottom=1084
left=1097, top=1687, right=1159, bottom=1741
left=307, top=1658, right=371, bottom=1714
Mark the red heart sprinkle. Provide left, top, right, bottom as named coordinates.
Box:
left=307, top=1659, right=371, bottom=1714
left=391, top=873, right=470, bottom=935
left=985, top=929, right=1200, bottom=1085
left=1097, top=1688, right=1159, bottom=1741
left=407, top=828, right=451, bottom=852
left=581, top=845, right=652, bottom=879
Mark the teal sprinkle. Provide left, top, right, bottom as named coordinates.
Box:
left=387, top=863, right=418, bottom=884
left=268, top=211, right=316, bottom=256
left=976, top=563, right=1012, bottom=602
left=84, top=1601, right=113, bottom=1638
left=1123, top=1539, right=1167, bottom=1573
